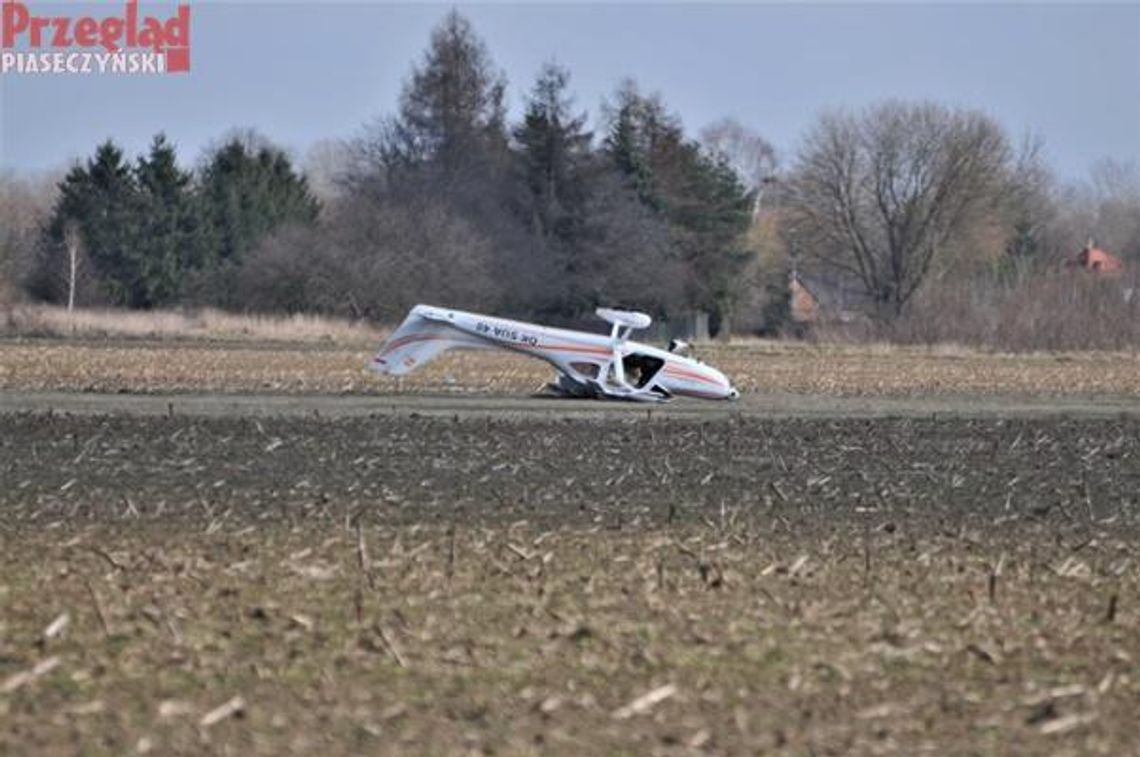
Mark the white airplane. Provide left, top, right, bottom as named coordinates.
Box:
left=370, top=304, right=739, bottom=402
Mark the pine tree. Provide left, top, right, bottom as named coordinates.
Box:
left=42, top=140, right=143, bottom=306
left=199, top=134, right=321, bottom=265
left=603, top=81, right=669, bottom=210
left=513, top=63, right=592, bottom=240
left=603, top=83, right=753, bottom=330
left=396, top=10, right=508, bottom=175
left=133, top=134, right=205, bottom=306
left=680, top=151, right=755, bottom=334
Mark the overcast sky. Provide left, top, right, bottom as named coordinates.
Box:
left=2, top=1, right=1138, bottom=181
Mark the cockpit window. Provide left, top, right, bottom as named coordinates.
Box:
left=621, top=353, right=664, bottom=388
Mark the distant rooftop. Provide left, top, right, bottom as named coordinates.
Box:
left=1069, top=241, right=1124, bottom=274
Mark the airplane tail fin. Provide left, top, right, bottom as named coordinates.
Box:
left=369, top=305, right=487, bottom=376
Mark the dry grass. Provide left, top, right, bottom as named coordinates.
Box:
left=0, top=304, right=386, bottom=346
left=699, top=342, right=1140, bottom=398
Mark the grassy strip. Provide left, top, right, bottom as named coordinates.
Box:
left=1, top=305, right=386, bottom=346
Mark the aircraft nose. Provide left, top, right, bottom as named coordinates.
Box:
left=728, top=387, right=740, bottom=400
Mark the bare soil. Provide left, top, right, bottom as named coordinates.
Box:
left=3, top=388, right=1139, bottom=423
left=2, top=410, right=1137, bottom=755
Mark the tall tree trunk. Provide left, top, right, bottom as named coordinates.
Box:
left=64, top=222, right=80, bottom=312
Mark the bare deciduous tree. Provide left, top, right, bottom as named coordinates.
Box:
left=303, top=139, right=353, bottom=206
left=1, top=171, right=61, bottom=304
left=1084, top=158, right=1140, bottom=260
left=63, top=221, right=82, bottom=312
left=1047, top=160, right=1140, bottom=264
left=236, top=191, right=503, bottom=322
left=700, top=117, right=777, bottom=214
left=785, top=101, right=1014, bottom=318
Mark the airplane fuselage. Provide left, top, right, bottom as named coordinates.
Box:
left=371, top=305, right=739, bottom=402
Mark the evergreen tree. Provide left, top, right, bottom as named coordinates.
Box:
left=395, top=10, right=508, bottom=175
left=345, top=12, right=530, bottom=318
left=603, top=83, right=753, bottom=331
left=42, top=140, right=143, bottom=306
left=133, top=134, right=206, bottom=306
left=676, top=151, right=755, bottom=333
left=199, top=134, right=321, bottom=265
left=513, top=63, right=592, bottom=240
left=603, top=81, right=672, bottom=211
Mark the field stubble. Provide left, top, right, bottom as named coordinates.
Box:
left=2, top=412, right=1138, bottom=754
left=2, top=338, right=1139, bottom=398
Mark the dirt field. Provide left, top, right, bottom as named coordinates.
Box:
left=2, top=337, right=1138, bottom=754
left=3, top=337, right=1140, bottom=398
left=2, top=407, right=1138, bottom=755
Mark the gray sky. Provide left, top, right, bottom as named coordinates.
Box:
left=2, top=2, right=1138, bottom=181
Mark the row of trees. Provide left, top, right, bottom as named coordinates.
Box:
left=17, top=134, right=319, bottom=310
left=762, top=103, right=1137, bottom=345
left=3, top=12, right=754, bottom=331
left=2, top=10, right=1137, bottom=344
left=247, top=12, right=754, bottom=329
left=777, top=104, right=1137, bottom=300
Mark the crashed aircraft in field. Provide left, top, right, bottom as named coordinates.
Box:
left=370, top=304, right=739, bottom=402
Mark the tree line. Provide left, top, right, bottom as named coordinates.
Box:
left=2, top=10, right=1137, bottom=344
left=4, top=12, right=753, bottom=332
left=16, top=132, right=319, bottom=311
left=261, top=12, right=755, bottom=331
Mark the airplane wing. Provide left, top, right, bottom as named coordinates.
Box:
left=369, top=305, right=491, bottom=376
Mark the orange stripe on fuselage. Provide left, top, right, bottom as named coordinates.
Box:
left=663, top=366, right=724, bottom=387
left=378, top=333, right=450, bottom=355
left=525, top=342, right=613, bottom=357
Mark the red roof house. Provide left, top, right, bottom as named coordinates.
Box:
left=1069, top=241, right=1125, bottom=274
